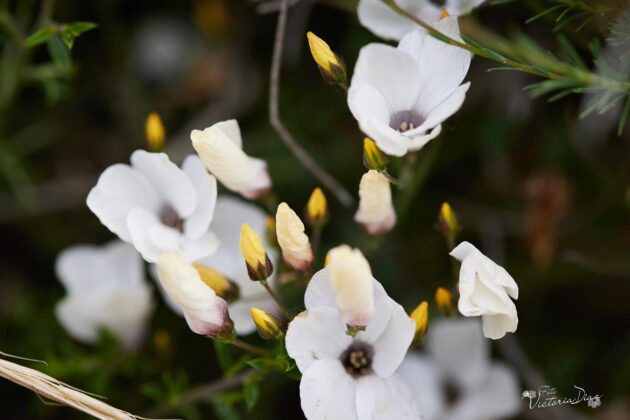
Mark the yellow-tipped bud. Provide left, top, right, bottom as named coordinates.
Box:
left=145, top=112, right=165, bottom=152
left=306, top=32, right=347, bottom=87
left=193, top=263, right=239, bottom=301
left=307, top=187, right=328, bottom=224
left=440, top=8, right=450, bottom=19
left=435, top=287, right=454, bottom=316
left=410, top=301, right=429, bottom=338
left=363, top=138, right=389, bottom=171
left=438, top=202, right=461, bottom=246
left=250, top=307, right=282, bottom=339
left=240, top=224, right=273, bottom=281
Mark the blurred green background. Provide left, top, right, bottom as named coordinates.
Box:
left=0, top=0, right=628, bottom=418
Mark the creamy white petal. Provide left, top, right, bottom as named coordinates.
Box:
left=86, top=164, right=160, bottom=241
left=285, top=306, right=352, bottom=372
left=354, top=170, right=396, bottom=235
left=444, top=363, right=520, bottom=420
left=350, top=43, right=422, bottom=114
left=299, top=359, right=358, bottom=420
left=427, top=318, right=490, bottom=389
left=130, top=150, right=197, bottom=219
left=355, top=374, right=421, bottom=420
left=398, top=353, right=446, bottom=420
left=126, top=208, right=164, bottom=263
left=182, top=155, right=218, bottom=240
left=481, top=311, right=518, bottom=340
left=213, top=119, right=243, bottom=148
left=357, top=0, right=419, bottom=41
left=363, top=301, right=415, bottom=378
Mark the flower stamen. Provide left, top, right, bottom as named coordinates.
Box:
left=340, top=341, right=373, bottom=377
left=390, top=110, right=424, bottom=133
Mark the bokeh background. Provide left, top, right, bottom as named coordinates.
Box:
left=0, top=0, right=628, bottom=418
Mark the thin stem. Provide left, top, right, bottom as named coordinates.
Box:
left=261, top=280, right=290, bottom=318
left=269, top=0, right=354, bottom=208
left=230, top=338, right=269, bottom=356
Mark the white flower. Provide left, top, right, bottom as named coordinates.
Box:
left=327, top=245, right=375, bottom=329
left=276, top=202, right=313, bottom=271
left=191, top=119, right=271, bottom=199
left=358, top=0, right=485, bottom=41
left=348, top=18, right=472, bottom=157
left=354, top=170, right=396, bottom=235
left=157, top=252, right=231, bottom=336
left=87, top=151, right=218, bottom=263
left=154, top=196, right=280, bottom=335
left=398, top=318, right=521, bottom=420
left=285, top=267, right=419, bottom=420
left=55, top=241, right=153, bottom=349
left=450, top=242, right=519, bottom=339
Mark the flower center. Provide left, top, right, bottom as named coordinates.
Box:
left=340, top=341, right=373, bottom=377
left=430, top=0, right=447, bottom=6
left=445, top=381, right=461, bottom=405
left=160, top=204, right=184, bottom=232
left=389, top=110, right=425, bottom=133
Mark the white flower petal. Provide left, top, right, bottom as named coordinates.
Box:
left=300, top=359, right=358, bottom=420
left=427, top=318, right=490, bottom=389
left=126, top=208, right=164, bottom=263
left=357, top=0, right=419, bottom=41
left=86, top=164, right=159, bottom=241
left=182, top=154, right=218, bottom=240
left=398, top=353, right=446, bottom=420
left=181, top=230, right=220, bottom=262
left=130, top=150, right=197, bottom=218
left=355, top=374, right=421, bottom=420
left=444, top=363, right=520, bottom=420
left=363, top=301, right=415, bottom=378
left=445, top=0, right=486, bottom=16
left=350, top=43, right=422, bottom=114
left=285, top=306, right=352, bottom=372
left=414, top=83, right=470, bottom=133
left=481, top=311, right=518, bottom=340
left=406, top=124, right=442, bottom=152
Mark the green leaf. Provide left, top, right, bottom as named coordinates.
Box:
left=47, top=35, right=71, bottom=71
left=243, top=381, right=260, bottom=412
left=61, top=21, right=97, bottom=49
left=214, top=341, right=233, bottom=373
left=24, top=26, right=57, bottom=48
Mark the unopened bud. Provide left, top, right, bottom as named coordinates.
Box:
left=276, top=202, right=313, bottom=271
left=307, top=187, right=328, bottom=224
left=240, top=224, right=273, bottom=281
left=410, top=301, right=429, bottom=338
left=354, top=170, right=396, bottom=235
left=145, top=112, right=165, bottom=152
left=251, top=307, right=282, bottom=339
left=193, top=263, right=240, bottom=302
left=363, top=138, right=389, bottom=171
left=435, top=287, right=454, bottom=316
left=306, top=32, right=347, bottom=88
left=438, top=202, right=460, bottom=247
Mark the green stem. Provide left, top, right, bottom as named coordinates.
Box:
left=261, top=280, right=290, bottom=319
left=230, top=338, right=269, bottom=356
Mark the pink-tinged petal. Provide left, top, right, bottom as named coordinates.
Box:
left=86, top=163, right=159, bottom=241
left=299, top=359, right=358, bottom=420
left=182, top=155, right=218, bottom=240
left=130, top=150, right=197, bottom=218
left=285, top=306, right=352, bottom=372
left=355, top=374, right=421, bottom=420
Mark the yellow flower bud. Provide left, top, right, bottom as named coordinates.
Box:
left=276, top=202, right=313, bottom=271
left=240, top=224, right=273, bottom=281
left=440, top=8, right=450, bottom=19
left=307, top=187, right=328, bottom=223
left=438, top=202, right=460, bottom=246
left=435, top=287, right=454, bottom=316
left=306, top=32, right=347, bottom=87
left=193, top=263, right=239, bottom=301
left=410, top=301, right=429, bottom=338
left=145, top=112, right=165, bottom=152
left=250, top=307, right=282, bottom=339
left=363, top=138, right=389, bottom=171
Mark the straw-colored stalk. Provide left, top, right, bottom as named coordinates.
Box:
left=0, top=354, right=154, bottom=419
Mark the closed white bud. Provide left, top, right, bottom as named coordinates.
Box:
left=328, top=245, right=374, bottom=328
left=354, top=170, right=396, bottom=235
left=157, top=252, right=232, bottom=337
left=191, top=119, right=271, bottom=199
left=276, top=202, right=313, bottom=271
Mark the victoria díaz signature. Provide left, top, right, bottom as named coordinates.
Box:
left=521, top=385, right=602, bottom=409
